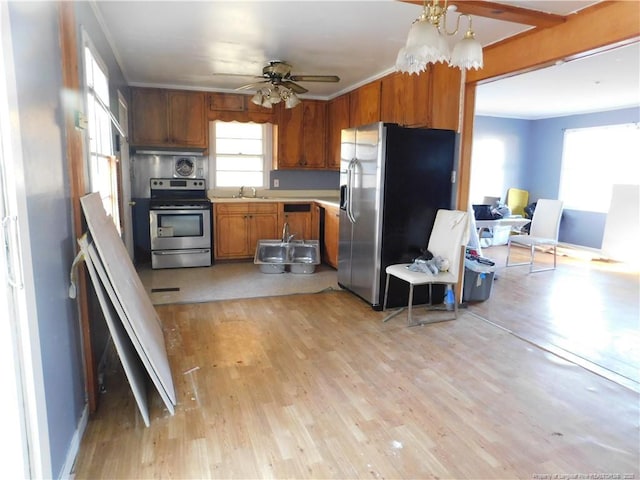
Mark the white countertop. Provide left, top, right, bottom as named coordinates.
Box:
left=209, top=190, right=340, bottom=208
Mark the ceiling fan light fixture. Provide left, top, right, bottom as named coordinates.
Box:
left=284, top=91, right=301, bottom=109
left=269, top=86, right=282, bottom=104
left=251, top=91, right=264, bottom=106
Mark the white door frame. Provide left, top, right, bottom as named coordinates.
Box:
left=117, top=91, right=134, bottom=260
left=0, top=3, right=52, bottom=477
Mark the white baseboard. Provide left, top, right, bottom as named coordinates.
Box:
left=60, top=403, right=88, bottom=479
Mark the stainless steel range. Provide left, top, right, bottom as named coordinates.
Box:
left=149, top=178, right=212, bottom=269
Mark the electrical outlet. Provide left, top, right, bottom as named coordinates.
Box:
left=273, top=179, right=279, bottom=188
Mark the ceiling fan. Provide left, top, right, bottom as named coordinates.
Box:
left=231, top=61, right=340, bottom=95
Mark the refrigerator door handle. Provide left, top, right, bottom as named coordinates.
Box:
left=346, top=159, right=357, bottom=224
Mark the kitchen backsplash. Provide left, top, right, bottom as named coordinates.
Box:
left=269, top=169, right=339, bottom=190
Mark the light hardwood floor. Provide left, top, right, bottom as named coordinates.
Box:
left=72, top=247, right=640, bottom=478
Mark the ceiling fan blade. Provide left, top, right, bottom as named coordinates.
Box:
left=280, top=81, right=308, bottom=94
left=289, top=75, right=340, bottom=83
left=235, top=80, right=269, bottom=91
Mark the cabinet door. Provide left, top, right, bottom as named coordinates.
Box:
left=327, top=94, right=349, bottom=170
left=131, top=89, right=169, bottom=145
left=311, top=204, right=321, bottom=241
left=168, top=91, right=206, bottom=147
left=380, top=72, right=406, bottom=125
left=215, top=214, right=249, bottom=259
left=281, top=211, right=312, bottom=240
left=427, top=63, right=461, bottom=131
left=323, top=206, right=340, bottom=268
left=276, top=104, right=303, bottom=168
left=349, top=80, right=381, bottom=128
left=300, top=100, right=327, bottom=169
left=249, top=213, right=279, bottom=252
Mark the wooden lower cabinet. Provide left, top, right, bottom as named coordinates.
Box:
left=214, top=203, right=278, bottom=260
left=279, top=203, right=313, bottom=241
left=323, top=205, right=340, bottom=268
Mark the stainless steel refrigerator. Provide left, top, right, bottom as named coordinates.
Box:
left=338, top=122, right=458, bottom=310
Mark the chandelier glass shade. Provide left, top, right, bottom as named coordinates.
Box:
left=251, top=84, right=301, bottom=109
left=395, top=0, right=483, bottom=74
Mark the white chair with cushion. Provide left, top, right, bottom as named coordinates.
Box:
left=382, top=209, right=469, bottom=326
left=506, top=198, right=563, bottom=273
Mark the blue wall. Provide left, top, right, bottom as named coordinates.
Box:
left=473, top=107, right=640, bottom=248
left=270, top=169, right=339, bottom=190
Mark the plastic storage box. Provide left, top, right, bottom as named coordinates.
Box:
left=462, top=257, right=496, bottom=302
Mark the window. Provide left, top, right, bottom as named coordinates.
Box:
left=83, top=39, right=120, bottom=231
left=211, top=121, right=270, bottom=189
left=559, top=123, right=640, bottom=212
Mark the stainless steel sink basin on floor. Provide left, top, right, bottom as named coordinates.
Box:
left=254, top=240, right=320, bottom=274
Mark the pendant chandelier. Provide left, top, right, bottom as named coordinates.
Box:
left=396, top=0, right=483, bottom=74
left=250, top=84, right=301, bottom=109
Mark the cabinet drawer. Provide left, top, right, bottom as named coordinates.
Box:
left=208, top=93, right=245, bottom=112
left=215, top=203, right=249, bottom=214
left=249, top=203, right=277, bottom=214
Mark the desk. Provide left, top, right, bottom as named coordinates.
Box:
left=475, top=217, right=531, bottom=229
left=475, top=217, right=531, bottom=248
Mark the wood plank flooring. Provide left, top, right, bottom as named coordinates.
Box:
left=72, top=252, right=640, bottom=479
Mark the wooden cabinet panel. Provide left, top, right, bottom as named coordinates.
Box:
left=427, top=63, right=461, bottom=131
left=380, top=72, right=406, bottom=125
left=276, top=104, right=303, bottom=169
left=169, top=91, right=206, bottom=146
left=208, top=92, right=245, bottom=112
left=275, top=100, right=326, bottom=169
left=379, top=66, right=461, bottom=130
left=249, top=212, right=279, bottom=250
left=215, top=213, right=248, bottom=259
left=214, top=202, right=278, bottom=260
left=327, top=94, right=349, bottom=170
left=349, top=80, right=381, bottom=128
left=300, top=100, right=327, bottom=168
left=130, top=88, right=206, bottom=148
left=279, top=203, right=313, bottom=240
left=323, top=205, right=340, bottom=268
left=311, top=203, right=321, bottom=241
left=131, top=89, right=169, bottom=145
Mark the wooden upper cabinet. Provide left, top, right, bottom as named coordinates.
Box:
left=426, top=63, right=461, bottom=131
left=130, top=88, right=206, bottom=148
left=208, top=92, right=245, bottom=112
left=327, top=94, right=349, bottom=170
left=275, top=100, right=326, bottom=169
left=168, top=91, right=207, bottom=146
left=380, top=72, right=407, bottom=125
left=349, top=80, right=380, bottom=128
left=381, top=65, right=461, bottom=130
left=206, top=92, right=275, bottom=123
left=300, top=100, right=327, bottom=169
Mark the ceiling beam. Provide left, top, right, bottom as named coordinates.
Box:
left=399, top=1, right=566, bottom=28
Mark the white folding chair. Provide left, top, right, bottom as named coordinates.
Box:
left=382, top=209, right=469, bottom=326
left=506, top=199, right=563, bottom=273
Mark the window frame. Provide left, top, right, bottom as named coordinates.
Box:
left=81, top=31, right=120, bottom=231
left=559, top=122, right=640, bottom=213
left=209, top=120, right=272, bottom=193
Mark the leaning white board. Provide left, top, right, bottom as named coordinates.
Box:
left=601, top=184, right=640, bottom=264
left=80, top=193, right=176, bottom=409
left=78, top=235, right=151, bottom=426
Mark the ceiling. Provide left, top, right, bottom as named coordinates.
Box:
left=93, top=0, right=639, bottom=119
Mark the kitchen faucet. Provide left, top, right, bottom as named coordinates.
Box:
left=238, top=186, right=245, bottom=198
left=282, top=222, right=295, bottom=243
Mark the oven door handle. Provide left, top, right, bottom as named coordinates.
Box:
left=150, top=208, right=208, bottom=215
left=152, top=249, right=211, bottom=255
